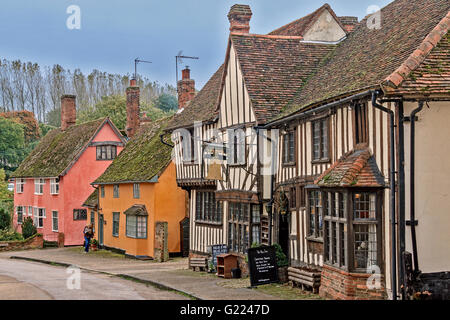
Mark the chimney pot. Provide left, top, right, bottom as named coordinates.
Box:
left=228, top=4, right=252, bottom=34
left=61, top=95, right=76, bottom=131
left=182, top=67, right=190, bottom=80
left=177, top=67, right=196, bottom=110
left=130, top=78, right=137, bottom=87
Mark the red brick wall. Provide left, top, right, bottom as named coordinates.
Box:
left=319, top=264, right=386, bottom=300
left=0, top=234, right=44, bottom=252
left=126, top=86, right=140, bottom=138
left=177, top=68, right=195, bottom=110
left=61, top=95, right=76, bottom=131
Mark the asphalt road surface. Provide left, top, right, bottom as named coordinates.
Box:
left=0, top=258, right=188, bottom=300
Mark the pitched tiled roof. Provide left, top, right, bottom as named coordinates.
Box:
left=315, top=148, right=385, bottom=188
left=166, top=65, right=224, bottom=131
left=94, top=117, right=173, bottom=184
left=230, top=34, right=336, bottom=123
left=277, top=0, right=450, bottom=120
left=269, top=3, right=346, bottom=37
left=11, top=118, right=110, bottom=178
left=388, top=31, right=450, bottom=96
left=82, top=189, right=98, bottom=208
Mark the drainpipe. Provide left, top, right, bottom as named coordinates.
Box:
left=371, top=90, right=397, bottom=300
left=409, top=101, right=424, bottom=274
left=398, top=101, right=407, bottom=299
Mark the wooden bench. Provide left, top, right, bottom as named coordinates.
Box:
left=189, top=257, right=208, bottom=272
left=288, top=267, right=321, bottom=294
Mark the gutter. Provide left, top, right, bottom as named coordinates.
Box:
left=263, top=89, right=374, bottom=129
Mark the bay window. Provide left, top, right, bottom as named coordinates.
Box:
left=126, top=215, right=147, bottom=239
left=323, top=189, right=382, bottom=273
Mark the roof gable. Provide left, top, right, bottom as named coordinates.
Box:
left=228, top=34, right=336, bottom=124
left=269, top=3, right=347, bottom=41
left=11, top=118, right=117, bottom=178
left=94, top=117, right=173, bottom=184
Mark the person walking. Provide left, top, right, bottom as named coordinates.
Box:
left=83, top=224, right=94, bottom=253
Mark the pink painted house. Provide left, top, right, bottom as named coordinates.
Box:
left=11, top=95, right=126, bottom=245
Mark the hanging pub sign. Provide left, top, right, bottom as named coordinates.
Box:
left=248, top=245, right=278, bottom=287
left=210, top=244, right=229, bottom=267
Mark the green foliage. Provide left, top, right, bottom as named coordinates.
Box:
left=154, top=93, right=178, bottom=112
left=0, top=169, right=12, bottom=200
left=0, top=229, right=23, bottom=241
left=0, top=207, right=11, bottom=230
left=273, top=243, right=289, bottom=267
left=39, top=122, right=56, bottom=137
left=0, top=118, right=26, bottom=170
left=21, top=216, right=37, bottom=239
left=46, top=107, right=61, bottom=128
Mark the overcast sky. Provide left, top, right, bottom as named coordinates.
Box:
left=0, top=0, right=393, bottom=89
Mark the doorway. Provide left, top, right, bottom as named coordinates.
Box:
left=98, top=214, right=104, bottom=247
left=279, top=213, right=290, bottom=257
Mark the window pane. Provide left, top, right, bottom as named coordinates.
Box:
left=137, top=216, right=147, bottom=238
left=321, top=119, right=328, bottom=159
left=354, top=224, right=377, bottom=269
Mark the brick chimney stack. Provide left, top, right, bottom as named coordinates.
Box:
left=61, top=95, right=76, bottom=131
left=228, top=4, right=252, bottom=34
left=126, top=79, right=140, bottom=138
left=177, top=66, right=196, bottom=110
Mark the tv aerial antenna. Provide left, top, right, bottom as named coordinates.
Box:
left=134, top=57, right=152, bottom=80
left=175, top=51, right=199, bottom=93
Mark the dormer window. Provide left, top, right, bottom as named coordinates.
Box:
left=96, top=145, right=117, bottom=160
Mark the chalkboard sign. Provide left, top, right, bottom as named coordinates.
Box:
left=248, top=246, right=278, bottom=287
left=211, top=244, right=228, bottom=267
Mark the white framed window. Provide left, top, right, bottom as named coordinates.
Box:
left=16, top=179, right=25, bottom=193
left=52, top=211, right=58, bottom=232
left=50, top=178, right=60, bottom=195
left=28, top=206, right=33, bottom=216
left=34, top=178, right=45, bottom=195
left=16, top=206, right=24, bottom=224
left=126, top=215, right=147, bottom=239
left=34, top=207, right=45, bottom=228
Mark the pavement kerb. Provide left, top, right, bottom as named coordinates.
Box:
left=9, top=255, right=200, bottom=300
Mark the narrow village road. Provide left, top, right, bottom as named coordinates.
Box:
left=0, top=258, right=188, bottom=300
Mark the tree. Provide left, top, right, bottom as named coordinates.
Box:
left=0, top=207, right=11, bottom=230
left=0, top=118, right=25, bottom=172
left=155, top=93, right=178, bottom=112
left=21, top=216, right=37, bottom=239
left=0, top=168, right=12, bottom=201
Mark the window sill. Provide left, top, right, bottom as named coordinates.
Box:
left=306, top=236, right=324, bottom=243
left=282, top=161, right=296, bottom=167
left=183, top=161, right=199, bottom=166
left=195, top=221, right=223, bottom=227
left=228, top=163, right=247, bottom=168
left=311, top=159, right=330, bottom=165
